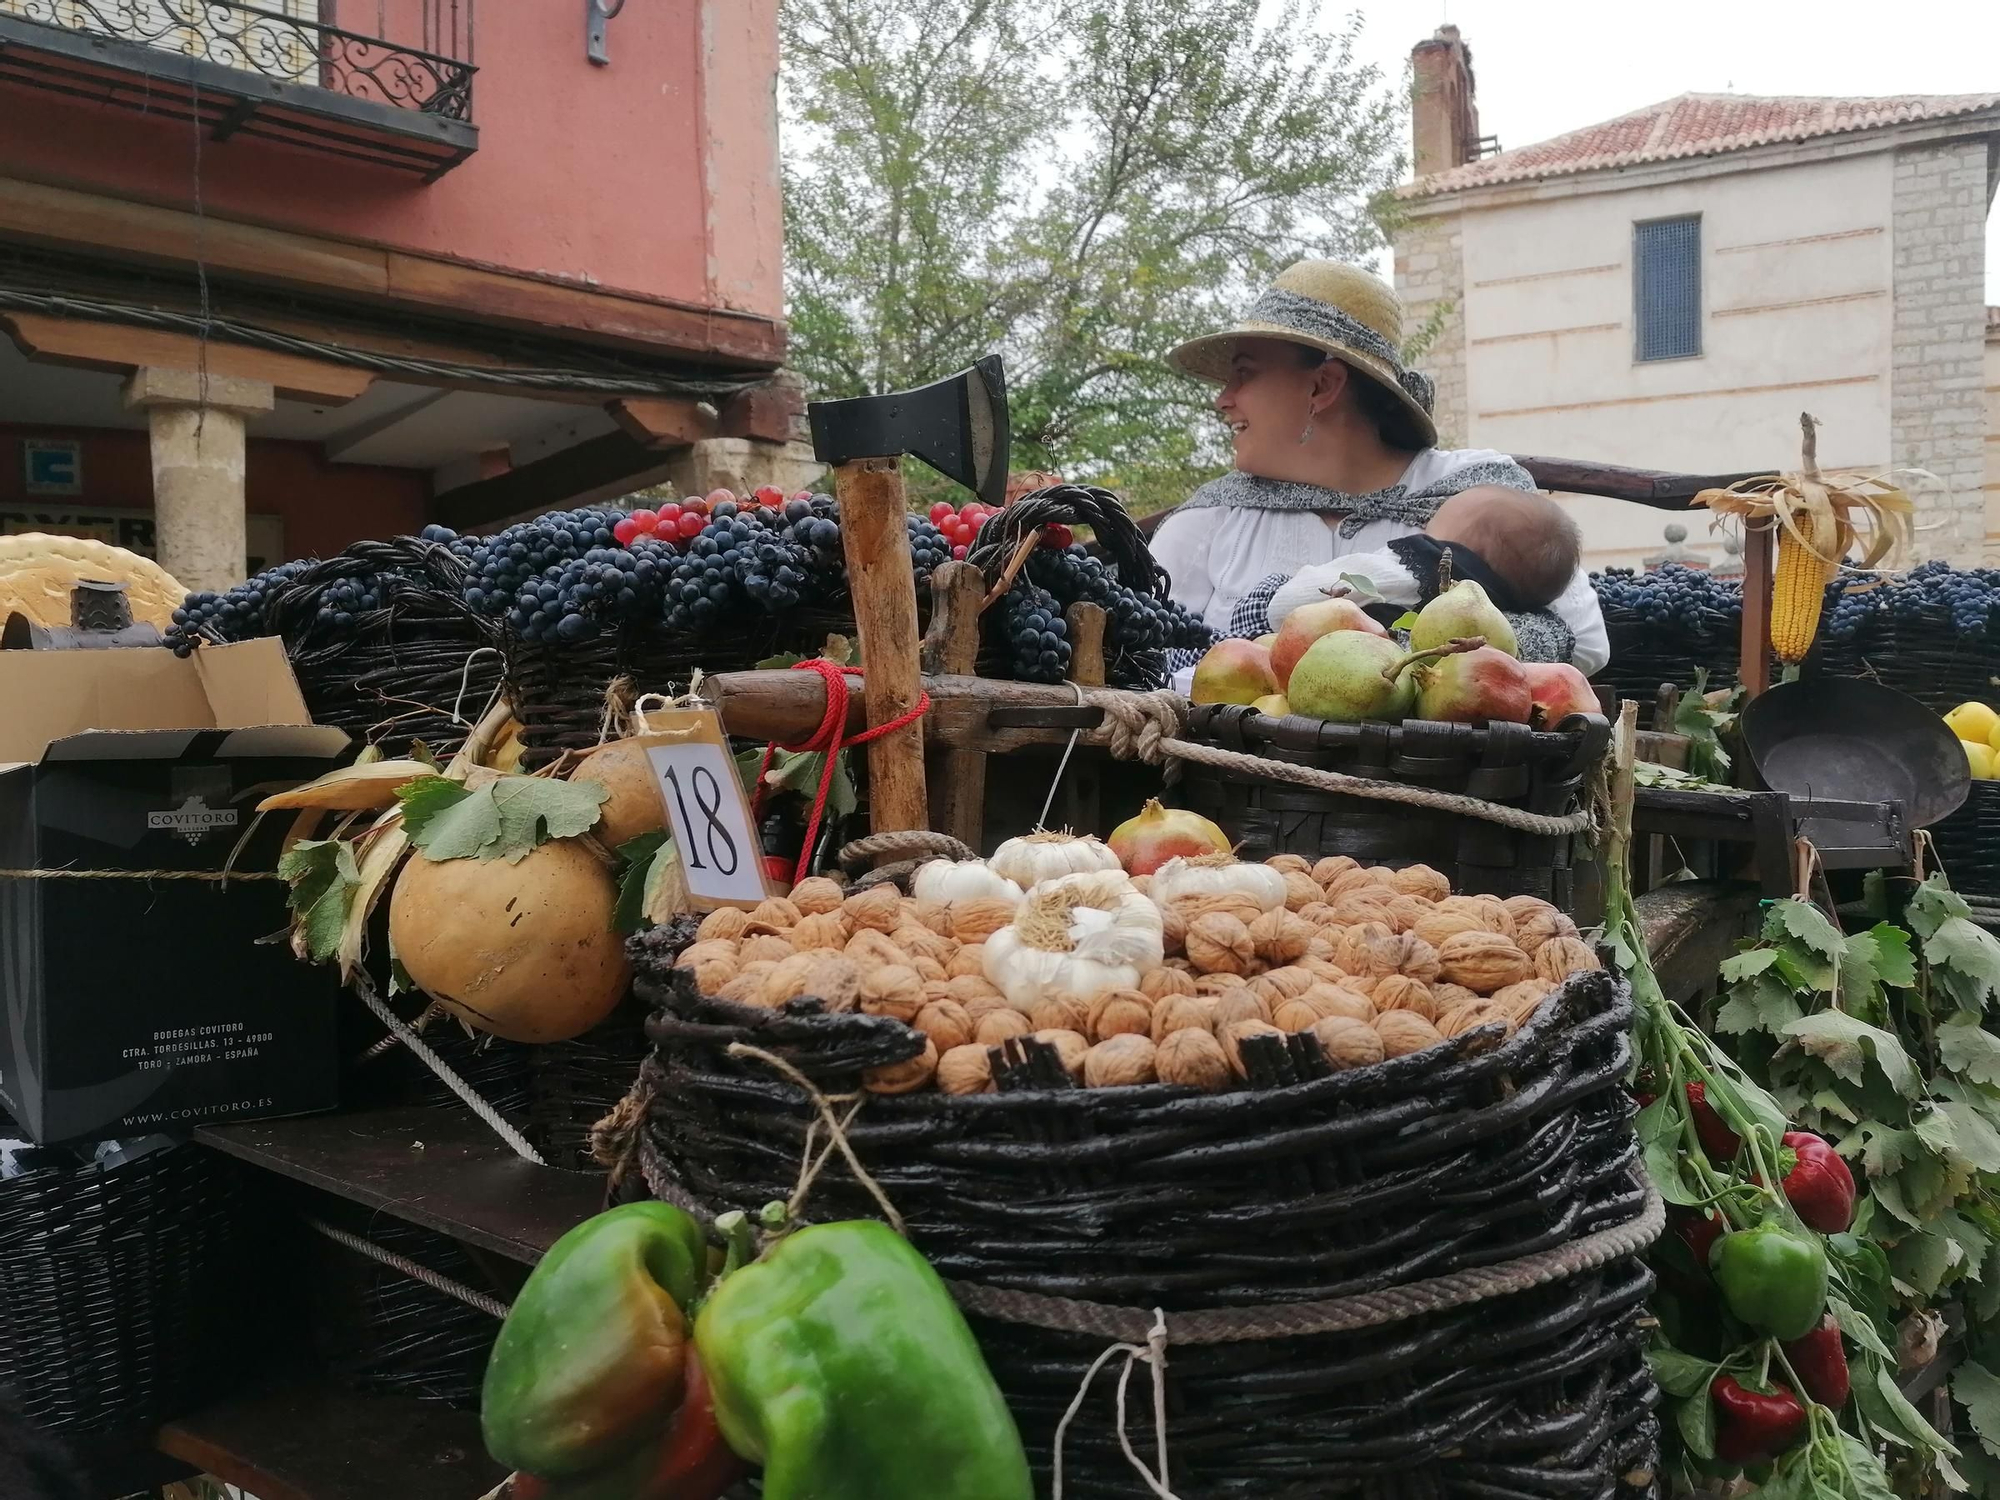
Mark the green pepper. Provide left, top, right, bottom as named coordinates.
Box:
left=483, top=1202, right=711, bottom=1480
left=694, top=1220, right=1033, bottom=1500
left=1709, top=1220, right=1828, bottom=1341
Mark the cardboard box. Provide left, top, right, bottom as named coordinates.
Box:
left=0, top=638, right=349, bottom=1142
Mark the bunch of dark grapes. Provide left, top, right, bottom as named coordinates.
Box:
left=1162, top=598, right=1216, bottom=652
left=659, top=498, right=817, bottom=631
left=906, top=513, right=951, bottom=590
left=1002, top=579, right=1071, bottom=683
left=165, top=558, right=315, bottom=656
left=1017, top=542, right=1205, bottom=687
left=461, top=508, right=623, bottom=629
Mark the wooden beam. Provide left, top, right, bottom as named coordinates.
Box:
left=2, top=311, right=373, bottom=404
left=717, top=379, right=805, bottom=444
left=921, top=562, right=988, bottom=849
left=1739, top=524, right=1774, bottom=699
left=607, top=396, right=718, bottom=448
left=432, top=431, right=680, bottom=532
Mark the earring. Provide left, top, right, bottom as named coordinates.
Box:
left=1298, top=410, right=1316, bottom=445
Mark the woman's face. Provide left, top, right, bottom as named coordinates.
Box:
left=1215, top=338, right=1330, bottom=475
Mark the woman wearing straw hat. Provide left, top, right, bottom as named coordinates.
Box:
left=1154, top=259, right=1608, bottom=674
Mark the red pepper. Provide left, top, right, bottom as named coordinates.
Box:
left=510, top=1352, right=746, bottom=1500
left=1711, top=1374, right=1808, bottom=1465
left=1686, top=1083, right=1742, bottom=1163
left=1777, top=1131, right=1855, bottom=1234
left=1674, top=1208, right=1725, bottom=1277
left=1781, top=1316, right=1851, bottom=1409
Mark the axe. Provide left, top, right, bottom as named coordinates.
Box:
left=807, top=359, right=1010, bottom=844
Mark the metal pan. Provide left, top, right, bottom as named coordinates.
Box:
left=1740, top=677, right=1969, bottom=830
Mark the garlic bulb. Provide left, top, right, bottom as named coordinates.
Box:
left=910, top=859, right=1023, bottom=908
left=987, top=830, right=1122, bottom=889
left=1150, top=854, right=1287, bottom=913
left=982, top=871, right=1165, bottom=1008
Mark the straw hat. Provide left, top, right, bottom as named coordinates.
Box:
left=1167, top=260, right=1437, bottom=450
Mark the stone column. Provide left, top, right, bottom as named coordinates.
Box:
left=122, top=367, right=274, bottom=592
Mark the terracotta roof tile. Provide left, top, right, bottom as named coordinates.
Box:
left=1406, top=92, right=2000, bottom=197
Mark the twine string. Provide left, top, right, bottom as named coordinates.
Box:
left=0, top=867, right=283, bottom=883
left=1036, top=681, right=1088, bottom=833
left=724, top=1042, right=906, bottom=1235
left=1051, top=1309, right=1178, bottom=1500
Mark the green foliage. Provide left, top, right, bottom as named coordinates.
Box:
left=276, top=838, right=360, bottom=964
left=398, top=774, right=608, bottom=863
left=780, top=0, right=1404, bottom=512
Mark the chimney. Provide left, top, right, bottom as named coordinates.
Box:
left=1410, top=25, right=1480, bottom=179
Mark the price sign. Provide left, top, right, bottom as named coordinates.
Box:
left=633, top=704, right=770, bottom=908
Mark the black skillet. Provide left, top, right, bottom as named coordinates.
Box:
left=1739, top=677, right=1970, bottom=831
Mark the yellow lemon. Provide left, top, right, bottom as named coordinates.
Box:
left=1946, top=701, right=2000, bottom=745
left=1965, top=740, right=1997, bottom=780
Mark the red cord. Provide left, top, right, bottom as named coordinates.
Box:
left=751, top=659, right=931, bottom=885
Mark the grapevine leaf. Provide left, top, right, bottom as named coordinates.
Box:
left=1889, top=1227, right=1960, bottom=1299
left=276, top=838, right=360, bottom=964
left=1909, top=875, right=1973, bottom=940
left=1813, top=1090, right=1861, bottom=1124
left=1839, top=1121, right=1920, bottom=1178
left=1867, top=923, right=1918, bottom=989
left=1941, top=1020, right=2000, bottom=1087
left=1719, top=947, right=1781, bottom=984
left=1958, top=1364, right=2000, bottom=1461
left=613, top=832, right=669, bottom=934
left=1938, top=1102, right=2000, bottom=1174
left=395, top=774, right=473, bottom=840
left=1928, top=917, right=2000, bottom=1012
left=1842, top=1434, right=1903, bottom=1500
left=1774, top=945, right=1837, bottom=994
left=1716, top=974, right=1804, bottom=1035
left=1637, top=1095, right=1704, bottom=1206
left=1944, top=1210, right=1993, bottom=1277
left=1913, top=1105, right=1961, bottom=1161
left=1765, top=898, right=1845, bottom=958
left=1873, top=1362, right=1959, bottom=1456
left=1646, top=1347, right=1716, bottom=1398
left=1785, top=1013, right=1919, bottom=1094
left=408, top=775, right=608, bottom=863
left=1830, top=1298, right=1896, bottom=1361
left=1390, top=610, right=1419, bottom=632
left=1675, top=1388, right=1715, bottom=1461
left=1873, top=1176, right=1922, bottom=1228
left=389, top=954, right=413, bottom=997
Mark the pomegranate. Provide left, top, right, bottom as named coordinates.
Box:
left=1108, top=799, right=1231, bottom=874
left=1523, top=663, right=1601, bottom=725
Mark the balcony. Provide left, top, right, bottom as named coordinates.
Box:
left=0, top=0, right=477, bottom=177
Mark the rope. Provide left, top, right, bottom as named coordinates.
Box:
left=723, top=1043, right=906, bottom=1235
left=836, top=829, right=974, bottom=872
left=352, top=976, right=546, bottom=1166
left=1052, top=1310, right=1177, bottom=1500
left=304, top=1216, right=511, bottom=1320
left=0, top=867, right=284, bottom=882
left=751, top=661, right=932, bottom=886
left=1037, top=682, right=1088, bottom=833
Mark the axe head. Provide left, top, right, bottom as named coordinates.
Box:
left=808, top=355, right=1010, bottom=508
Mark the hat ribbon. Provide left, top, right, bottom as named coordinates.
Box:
left=1244, top=288, right=1435, bottom=414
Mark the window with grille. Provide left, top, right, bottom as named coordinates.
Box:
left=1633, top=216, right=1702, bottom=362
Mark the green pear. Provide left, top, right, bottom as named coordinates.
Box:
left=1285, top=632, right=1417, bottom=723
left=1409, top=580, right=1518, bottom=658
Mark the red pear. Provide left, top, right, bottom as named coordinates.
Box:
left=1414, top=645, right=1533, bottom=725
left=1523, top=663, right=1601, bottom=725
left=1270, top=599, right=1388, bottom=687
left=1190, top=639, right=1280, bottom=705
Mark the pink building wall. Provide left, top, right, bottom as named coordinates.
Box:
left=0, top=0, right=782, bottom=324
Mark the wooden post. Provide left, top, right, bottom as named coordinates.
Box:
left=1739, top=523, right=1774, bottom=700
left=922, top=561, right=989, bottom=849
left=1057, top=601, right=1108, bottom=835
left=829, top=457, right=929, bottom=844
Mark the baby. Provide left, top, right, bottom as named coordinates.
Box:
left=1266, top=487, right=1582, bottom=631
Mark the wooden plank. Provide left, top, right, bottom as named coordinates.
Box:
left=433, top=432, right=685, bottom=532
left=1515, top=456, right=1769, bottom=508
left=607, top=396, right=719, bottom=448
left=158, top=1381, right=503, bottom=1500
left=1739, top=524, right=1775, bottom=699
left=717, top=380, right=807, bottom=445
left=1637, top=881, right=1763, bottom=1009
left=2, top=311, right=374, bottom=403
left=832, top=458, right=929, bottom=842
left=922, top=562, right=988, bottom=849
left=196, top=1106, right=604, bottom=1266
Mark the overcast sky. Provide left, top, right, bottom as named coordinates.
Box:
left=1340, top=0, right=2000, bottom=295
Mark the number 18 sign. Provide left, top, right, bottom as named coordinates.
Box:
left=633, top=703, right=771, bottom=908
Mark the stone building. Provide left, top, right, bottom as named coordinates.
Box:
left=1394, top=26, right=1999, bottom=571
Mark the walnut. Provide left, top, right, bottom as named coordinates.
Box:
left=1156, top=1028, right=1232, bottom=1091
left=957, top=992, right=1013, bottom=1024
left=923, top=979, right=954, bottom=1007
left=1298, top=956, right=1350, bottom=986
left=842, top=885, right=904, bottom=933
left=1374, top=1010, right=1444, bottom=1059
left=1311, top=1015, right=1384, bottom=1069
left=1266, top=854, right=1314, bottom=876
left=1389, top=864, right=1452, bottom=903
left=1502, top=893, right=1570, bottom=927
left=1129, top=874, right=1153, bottom=898
left=910, top=955, right=948, bottom=983
left=1323, top=866, right=1378, bottom=898
left=1282, top=871, right=1324, bottom=912
left=1297, top=901, right=1340, bottom=928
left=1383, top=895, right=1435, bottom=935
left=1436, top=930, right=1533, bottom=994
left=1535, top=937, right=1602, bottom=983
left=858, top=964, right=925, bottom=1023
left=1327, top=894, right=1396, bottom=928
left=1222, top=1018, right=1287, bottom=1077
left=1311, top=855, right=1359, bottom=887
left=676, top=938, right=739, bottom=969
left=1186, top=913, right=1256, bottom=975
left=1301, top=983, right=1374, bottom=1022
left=937, top=1044, right=995, bottom=1095
left=914, top=999, right=975, bottom=1052
left=1169, top=893, right=1266, bottom=928
left=910, top=898, right=956, bottom=936
left=1272, top=991, right=1352, bottom=1032
left=1370, top=975, right=1438, bottom=1021
left=1332, top=922, right=1401, bottom=979
left=864, top=1037, right=938, bottom=1094
left=1194, top=974, right=1248, bottom=997
left=1412, top=907, right=1489, bottom=950
left=1395, top=933, right=1441, bottom=984
left=946, top=946, right=989, bottom=980
left=1436, top=1002, right=1506, bottom=1040
left=948, top=897, right=1018, bottom=942
left=1436, top=894, right=1515, bottom=940
left=1087, top=989, right=1154, bottom=1042
left=1430, top=982, right=1481, bottom=1014
left=889, top=923, right=953, bottom=963
left=1164, top=956, right=1197, bottom=974
left=739, top=933, right=795, bottom=966
left=716, top=971, right=772, bottom=1007
left=1248, top=908, right=1314, bottom=966
left=695, top=907, right=751, bottom=943
left=1028, top=994, right=1091, bottom=1034
left=1159, top=904, right=1187, bottom=957
left=744, top=897, right=801, bottom=932
left=1492, top=979, right=1556, bottom=1027
left=1032, top=1028, right=1090, bottom=1082
left=789, top=911, right=853, bottom=950
left=945, top=973, right=1005, bottom=1009
left=845, top=929, right=910, bottom=970
left=1150, top=993, right=1214, bottom=1043
left=1084, top=1034, right=1158, bottom=1088
left=1247, top=966, right=1316, bottom=1006
left=1209, top=990, right=1273, bottom=1034
left=975, top=1010, right=1032, bottom=1046
left=690, top=956, right=738, bottom=994
left=1139, top=967, right=1197, bottom=1000
left=789, top=876, right=846, bottom=915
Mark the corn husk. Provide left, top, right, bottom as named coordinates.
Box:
left=257, top=758, right=435, bottom=812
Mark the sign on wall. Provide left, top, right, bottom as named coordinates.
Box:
left=0, top=503, right=284, bottom=574
left=22, top=440, right=81, bottom=497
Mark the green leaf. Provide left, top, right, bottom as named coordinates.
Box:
left=1956, top=1362, right=2000, bottom=1460
left=754, top=652, right=805, bottom=671
left=1873, top=1176, right=1923, bottom=1228
left=1938, top=1101, right=2000, bottom=1173
left=1838, top=1121, right=1920, bottom=1178
left=407, top=775, right=609, bottom=863
left=1829, top=1297, right=1896, bottom=1361
left=1720, top=947, right=1782, bottom=983
left=1866, top=923, right=1918, bottom=988
left=1813, top=1089, right=1861, bottom=1124
left=1840, top=1433, right=1904, bottom=1500
left=1941, top=1020, right=2000, bottom=1086
left=1337, top=572, right=1383, bottom=601
left=613, top=831, right=670, bottom=934
left=1390, top=610, right=1419, bottom=632
left=1889, top=1227, right=1961, bottom=1298
left=1637, top=1095, right=1704, bottom=1206
left=1676, top=1387, right=1716, bottom=1461
left=1785, top=1012, right=1919, bottom=1094
left=1909, top=875, right=1973, bottom=939
left=1646, top=1346, right=1716, bottom=1398
left=1873, top=1361, right=1959, bottom=1456
left=276, top=838, right=360, bottom=964
left=1930, top=917, right=2000, bottom=1011
left=1765, top=899, right=1846, bottom=958
left=1716, top=974, right=1804, bottom=1035
left=1914, top=1104, right=1962, bottom=1160
left=395, top=774, right=473, bottom=838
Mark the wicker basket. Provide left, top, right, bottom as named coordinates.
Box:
left=627, top=943, right=1659, bottom=1500
left=1814, top=610, right=2000, bottom=716
left=1930, top=780, right=2000, bottom=899
left=527, top=999, right=654, bottom=1172
left=1174, top=706, right=1610, bottom=916
left=0, top=1135, right=249, bottom=1434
